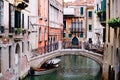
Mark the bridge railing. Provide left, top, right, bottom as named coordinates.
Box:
left=62, top=41, right=82, bottom=49
left=62, top=41, right=104, bottom=54
left=83, top=42, right=104, bottom=54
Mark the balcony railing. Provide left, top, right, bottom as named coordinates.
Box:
left=14, top=28, right=23, bottom=41
left=9, top=27, right=14, bottom=33
left=71, top=28, right=84, bottom=33
left=62, top=42, right=104, bottom=54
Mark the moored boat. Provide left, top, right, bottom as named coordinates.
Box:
left=29, top=58, right=61, bottom=75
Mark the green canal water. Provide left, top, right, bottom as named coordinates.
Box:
left=24, top=55, right=102, bottom=80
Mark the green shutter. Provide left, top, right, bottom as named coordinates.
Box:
left=22, top=14, right=24, bottom=28
left=89, top=11, right=92, bottom=18
left=69, top=34, right=72, bottom=38
left=89, top=25, right=92, bottom=31
left=63, top=33, right=66, bottom=38
left=80, top=33, right=84, bottom=38
left=15, top=11, right=21, bottom=28
left=80, top=7, right=83, bottom=15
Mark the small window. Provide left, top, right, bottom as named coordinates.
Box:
left=89, top=25, right=92, bottom=31
left=22, top=42, right=24, bottom=53
left=63, top=33, right=66, bottom=38
left=22, top=14, right=24, bottom=28
left=89, top=38, right=92, bottom=43
left=80, top=33, right=84, bottom=38
left=15, top=10, right=21, bottom=28
left=63, top=20, right=66, bottom=29
left=69, top=34, right=72, bottom=38
left=88, top=11, right=92, bottom=18
left=80, top=7, right=84, bottom=15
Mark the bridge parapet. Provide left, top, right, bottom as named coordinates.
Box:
left=29, top=49, right=103, bottom=69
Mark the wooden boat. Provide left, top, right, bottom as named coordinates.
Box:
left=31, top=58, right=61, bottom=75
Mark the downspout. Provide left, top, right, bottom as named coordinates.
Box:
left=86, top=6, right=88, bottom=42
left=48, top=0, right=49, bottom=48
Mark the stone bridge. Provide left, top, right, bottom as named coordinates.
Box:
left=29, top=49, right=103, bottom=68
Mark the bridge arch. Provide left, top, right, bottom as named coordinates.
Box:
left=30, top=49, right=103, bottom=68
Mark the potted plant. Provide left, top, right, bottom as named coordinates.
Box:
left=96, top=11, right=101, bottom=17
left=108, top=18, right=120, bottom=28
left=15, top=28, right=22, bottom=34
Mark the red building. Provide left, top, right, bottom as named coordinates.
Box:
left=38, top=0, right=63, bottom=54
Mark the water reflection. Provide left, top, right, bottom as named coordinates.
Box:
left=24, top=55, right=102, bottom=80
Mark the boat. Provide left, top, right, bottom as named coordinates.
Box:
left=29, top=58, right=61, bottom=75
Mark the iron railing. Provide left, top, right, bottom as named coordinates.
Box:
left=62, top=42, right=82, bottom=49
left=62, top=42, right=104, bottom=54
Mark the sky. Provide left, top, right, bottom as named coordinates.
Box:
left=64, top=0, right=75, bottom=2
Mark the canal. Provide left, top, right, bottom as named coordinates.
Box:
left=23, top=55, right=102, bottom=80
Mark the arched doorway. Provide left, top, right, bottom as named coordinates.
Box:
left=15, top=44, right=20, bottom=64
left=72, top=37, right=79, bottom=45
left=15, top=43, right=20, bottom=77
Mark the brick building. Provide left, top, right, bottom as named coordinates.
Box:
left=63, top=0, right=94, bottom=45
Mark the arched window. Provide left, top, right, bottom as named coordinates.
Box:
left=39, top=27, right=41, bottom=41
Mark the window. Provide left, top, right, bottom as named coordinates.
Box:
left=44, top=28, right=47, bottom=40
left=9, top=4, right=14, bottom=33
left=80, top=7, right=84, bottom=15
left=97, top=4, right=99, bottom=11
left=63, top=33, right=66, bottom=38
left=69, top=34, right=72, bottom=38
left=22, top=14, right=24, bottom=28
left=89, top=24, right=92, bottom=31
left=88, top=11, right=92, bottom=18
left=15, top=10, right=21, bottom=28
left=28, top=16, right=29, bottom=29
left=0, top=47, right=1, bottom=73
left=9, top=46, right=11, bottom=68
left=39, top=28, right=42, bottom=41
left=22, top=42, right=24, bottom=53
left=63, top=20, right=66, bottom=29
left=80, top=33, right=84, bottom=38
left=0, top=0, right=4, bottom=27
left=27, top=41, right=30, bottom=51
left=89, top=38, right=92, bottom=43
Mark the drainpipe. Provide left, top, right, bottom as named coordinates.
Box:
left=86, top=6, right=88, bottom=42
left=48, top=0, right=49, bottom=51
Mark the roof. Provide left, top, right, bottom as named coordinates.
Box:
left=64, top=0, right=94, bottom=7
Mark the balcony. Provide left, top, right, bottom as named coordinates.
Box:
left=14, top=28, right=23, bottom=42
left=70, top=28, right=84, bottom=33
left=15, top=0, right=29, bottom=9
left=97, top=11, right=106, bottom=27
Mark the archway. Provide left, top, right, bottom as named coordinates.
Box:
left=72, top=37, right=79, bottom=45
left=15, top=43, right=20, bottom=77
left=15, top=43, right=20, bottom=65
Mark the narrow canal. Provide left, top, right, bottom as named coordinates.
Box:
left=24, top=55, right=102, bottom=80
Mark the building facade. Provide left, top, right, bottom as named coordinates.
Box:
left=48, top=0, right=63, bottom=51
left=63, top=0, right=94, bottom=45
left=37, top=0, right=63, bottom=54
left=102, top=0, right=120, bottom=80
left=0, top=0, right=36, bottom=79
left=93, top=0, right=106, bottom=47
